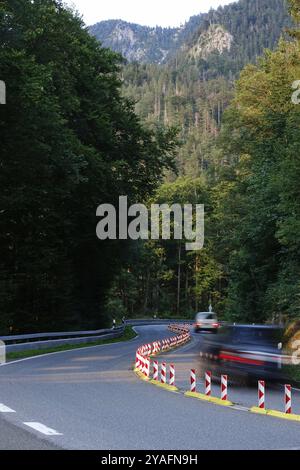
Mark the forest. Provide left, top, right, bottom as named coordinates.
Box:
left=109, top=0, right=300, bottom=324
left=0, top=0, right=300, bottom=333
left=0, top=0, right=177, bottom=333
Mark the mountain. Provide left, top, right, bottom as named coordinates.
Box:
left=89, top=20, right=178, bottom=63
left=89, top=0, right=291, bottom=65
left=183, top=24, right=234, bottom=60
left=89, top=0, right=292, bottom=178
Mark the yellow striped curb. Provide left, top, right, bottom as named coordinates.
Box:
left=134, top=368, right=178, bottom=391
left=251, top=406, right=300, bottom=422
left=250, top=406, right=268, bottom=415
left=134, top=368, right=150, bottom=381
left=135, top=369, right=300, bottom=423
left=149, top=379, right=178, bottom=392
left=185, top=391, right=233, bottom=407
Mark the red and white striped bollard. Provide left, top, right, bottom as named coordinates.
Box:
left=169, top=364, right=175, bottom=386
left=161, top=362, right=166, bottom=384
left=221, top=375, right=228, bottom=401
left=153, top=360, right=158, bottom=381
left=285, top=384, right=292, bottom=414
left=190, top=369, right=196, bottom=393
left=144, top=357, right=150, bottom=378
left=258, top=380, right=265, bottom=409
left=205, top=371, right=212, bottom=397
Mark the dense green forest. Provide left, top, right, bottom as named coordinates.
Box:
left=0, top=0, right=177, bottom=333
left=107, top=0, right=300, bottom=323
left=0, top=0, right=300, bottom=333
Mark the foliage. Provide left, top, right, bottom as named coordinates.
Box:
left=2, top=0, right=300, bottom=328
left=0, top=0, right=177, bottom=333
left=109, top=0, right=300, bottom=323
left=214, top=17, right=300, bottom=321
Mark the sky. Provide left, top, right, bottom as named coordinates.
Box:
left=66, top=0, right=234, bottom=28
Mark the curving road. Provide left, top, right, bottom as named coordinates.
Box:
left=0, top=325, right=300, bottom=450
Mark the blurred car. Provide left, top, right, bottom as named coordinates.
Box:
left=194, top=312, right=220, bottom=334
left=199, top=324, right=285, bottom=383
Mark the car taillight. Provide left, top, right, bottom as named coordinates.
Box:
left=219, top=351, right=265, bottom=366
left=212, top=323, right=220, bottom=328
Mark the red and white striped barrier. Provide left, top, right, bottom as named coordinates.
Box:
left=258, top=380, right=265, bottom=409
left=153, top=360, right=159, bottom=381
left=205, top=371, right=212, bottom=397
left=144, top=357, right=150, bottom=378
left=135, top=324, right=191, bottom=379
left=169, top=364, right=175, bottom=386
left=136, top=329, right=299, bottom=419
left=190, top=369, right=196, bottom=393
left=221, top=375, right=228, bottom=401
left=168, top=324, right=191, bottom=335
left=285, top=384, right=292, bottom=414
left=161, top=362, right=167, bottom=384
left=135, top=353, right=140, bottom=370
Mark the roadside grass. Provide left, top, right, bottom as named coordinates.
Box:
left=293, top=367, right=300, bottom=385
left=6, top=326, right=137, bottom=361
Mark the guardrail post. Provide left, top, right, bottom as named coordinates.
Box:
left=0, top=341, right=5, bottom=365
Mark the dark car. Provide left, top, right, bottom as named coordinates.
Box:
left=199, top=324, right=285, bottom=384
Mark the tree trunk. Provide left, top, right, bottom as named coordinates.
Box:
left=195, top=253, right=200, bottom=312
left=177, top=243, right=182, bottom=315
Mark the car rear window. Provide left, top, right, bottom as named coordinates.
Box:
left=196, top=313, right=216, bottom=320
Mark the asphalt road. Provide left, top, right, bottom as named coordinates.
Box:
left=0, top=325, right=300, bottom=450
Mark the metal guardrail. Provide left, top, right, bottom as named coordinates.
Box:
left=1, top=320, right=191, bottom=344
left=127, top=319, right=192, bottom=326
left=1, top=319, right=192, bottom=354
left=1, top=327, right=125, bottom=354
left=0, top=327, right=125, bottom=345
left=5, top=330, right=125, bottom=354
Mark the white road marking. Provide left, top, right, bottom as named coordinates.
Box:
left=232, top=405, right=250, bottom=412
left=0, top=404, right=16, bottom=413
left=23, top=422, right=63, bottom=436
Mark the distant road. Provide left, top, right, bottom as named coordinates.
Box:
left=0, top=325, right=299, bottom=450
